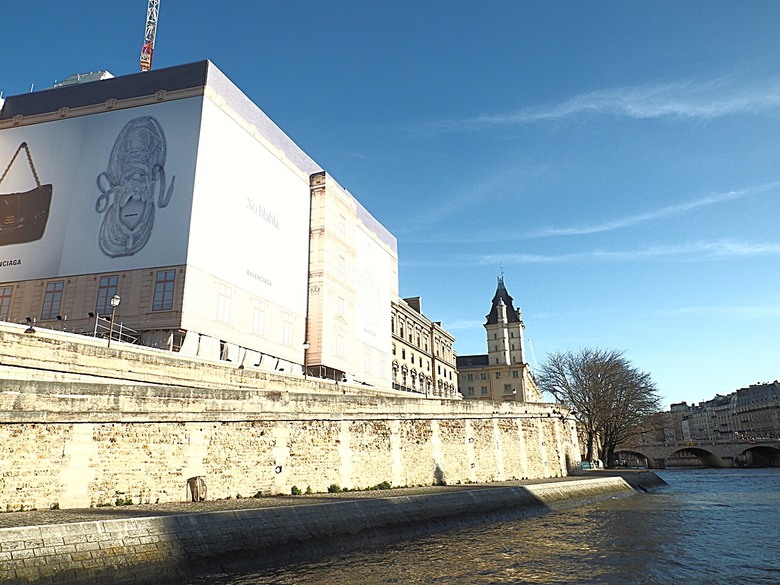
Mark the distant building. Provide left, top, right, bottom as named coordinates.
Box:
left=456, top=277, right=541, bottom=402
left=669, top=402, right=691, bottom=442
left=390, top=297, right=458, bottom=398
left=735, top=382, right=780, bottom=439
left=664, top=381, right=780, bottom=442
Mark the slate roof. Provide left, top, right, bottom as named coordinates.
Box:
left=456, top=354, right=489, bottom=368
left=1, top=61, right=323, bottom=178
left=485, top=277, right=521, bottom=325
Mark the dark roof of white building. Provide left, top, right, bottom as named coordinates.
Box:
left=485, top=276, right=521, bottom=325
left=1, top=60, right=323, bottom=178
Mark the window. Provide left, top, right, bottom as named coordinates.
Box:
left=0, top=286, right=12, bottom=321
left=480, top=373, right=487, bottom=380
left=481, top=386, right=488, bottom=395
left=217, top=284, right=232, bottom=323
left=495, top=372, right=501, bottom=379
left=401, top=348, right=406, bottom=360
left=392, top=343, right=396, bottom=356
left=282, top=312, right=294, bottom=346
left=411, top=352, right=415, bottom=363
left=494, top=345, right=498, bottom=352
left=336, top=327, right=345, bottom=357
left=338, top=214, right=346, bottom=238
left=152, top=270, right=175, bottom=311
left=253, top=300, right=266, bottom=336
left=337, top=296, right=345, bottom=315
left=96, top=275, right=118, bottom=316
left=467, top=387, right=474, bottom=396
left=513, top=370, right=519, bottom=378
left=467, top=373, right=474, bottom=381
left=338, top=255, right=346, bottom=279
left=41, top=281, right=64, bottom=319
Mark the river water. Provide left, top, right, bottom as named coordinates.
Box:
left=192, top=468, right=780, bottom=585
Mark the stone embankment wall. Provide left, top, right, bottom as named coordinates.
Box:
left=0, top=476, right=658, bottom=585
left=0, top=326, right=580, bottom=511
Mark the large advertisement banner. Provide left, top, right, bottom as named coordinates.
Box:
left=186, top=99, right=310, bottom=315
left=0, top=98, right=203, bottom=281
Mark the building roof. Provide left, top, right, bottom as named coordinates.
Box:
left=53, top=70, right=115, bottom=88
left=485, top=276, right=521, bottom=325
left=0, top=60, right=323, bottom=179
left=456, top=354, right=489, bottom=368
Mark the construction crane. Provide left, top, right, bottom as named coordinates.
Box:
left=140, top=0, right=160, bottom=72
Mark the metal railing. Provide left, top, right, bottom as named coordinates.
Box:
left=93, top=315, right=139, bottom=345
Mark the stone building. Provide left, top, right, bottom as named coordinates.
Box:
left=665, top=381, right=780, bottom=442
left=457, top=277, right=541, bottom=402
left=0, top=61, right=398, bottom=389
left=735, top=381, right=780, bottom=439
left=390, top=296, right=457, bottom=398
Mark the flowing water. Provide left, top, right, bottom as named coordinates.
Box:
left=191, top=468, right=780, bottom=584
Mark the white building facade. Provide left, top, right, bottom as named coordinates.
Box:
left=0, top=61, right=400, bottom=387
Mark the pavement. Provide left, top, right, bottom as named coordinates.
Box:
left=0, top=471, right=655, bottom=530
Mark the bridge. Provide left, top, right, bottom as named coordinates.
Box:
left=615, top=440, right=780, bottom=468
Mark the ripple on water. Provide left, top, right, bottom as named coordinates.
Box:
left=188, top=469, right=780, bottom=585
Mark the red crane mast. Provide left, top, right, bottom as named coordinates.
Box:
left=140, top=0, right=160, bottom=72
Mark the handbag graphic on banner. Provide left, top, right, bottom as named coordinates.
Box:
left=95, top=116, right=175, bottom=258
left=0, top=142, right=53, bottom=246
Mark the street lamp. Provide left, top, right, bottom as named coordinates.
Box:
left=107, top=294, right=121, bottom=348
left=302, top=341, right=310, bottom=380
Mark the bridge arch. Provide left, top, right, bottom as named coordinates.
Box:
left=613, top=449, right=651, bottom=468
left=667, top=447, right=723, bottom=468
left=615, top=446, right=724, bottom=468
left=736, top=445, right=780, bottom=467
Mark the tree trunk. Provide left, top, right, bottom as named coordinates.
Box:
left=585, top=432, right=595, bottom=461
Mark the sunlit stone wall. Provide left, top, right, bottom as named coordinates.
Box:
left=0, top=327, right=580, bottom=511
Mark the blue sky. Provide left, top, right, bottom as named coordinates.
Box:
left=2, top=2, right=778, bottom=407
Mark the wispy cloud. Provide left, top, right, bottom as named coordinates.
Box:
left=532, top=182, right=780, bottom=237
left=660, top=305, right=780, bottom=320
left=476, top=238, right=780, bottom=265
left=401, top=181, right=779, bottom=244
left=428, top=78, right=780, bottom=133
left=401, top=238, right=780, bottom=269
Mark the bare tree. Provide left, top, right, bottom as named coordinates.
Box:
left=537, top=348, right=661, bottom=466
